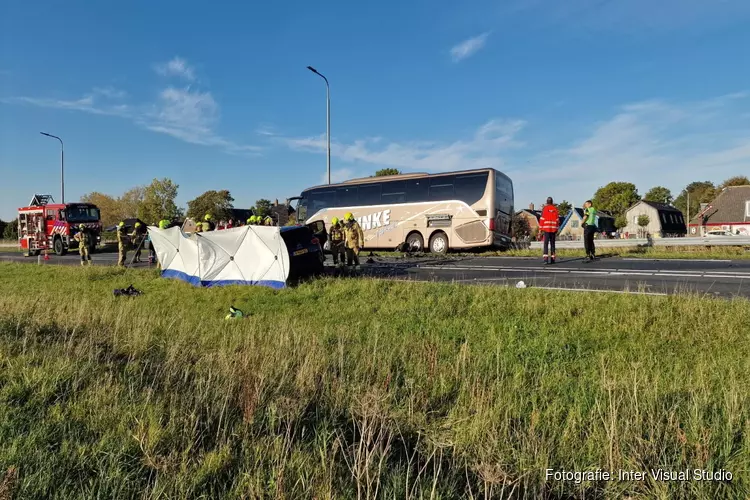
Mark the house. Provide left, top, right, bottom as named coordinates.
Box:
left=624, top=201, right=686, bottom=238
left=687, top=185, right=750, bottom=236
left=558, top=208, right=616, bottom=240
left=515, top=203, right=542, bottom=236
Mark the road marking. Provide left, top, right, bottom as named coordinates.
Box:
left=533, top=286, right=668, bottom=296
left=621, top=258, right=733, bottom=263
left=417, top=264, right=750, bottom=281
left=656, top=273, right=703, bottom=278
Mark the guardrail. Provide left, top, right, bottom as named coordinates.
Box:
left=527, top=237, right=750, bottom=249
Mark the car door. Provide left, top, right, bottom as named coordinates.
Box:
left=307, top=220, right=328, bottom=248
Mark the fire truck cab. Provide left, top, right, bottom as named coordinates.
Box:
left=18, top=194, right=102, bottom=257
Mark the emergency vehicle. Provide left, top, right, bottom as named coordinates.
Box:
left=18, top=194, right=102, bottom=257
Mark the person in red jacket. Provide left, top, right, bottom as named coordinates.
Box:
left=539, top=197, right=559, bottom=264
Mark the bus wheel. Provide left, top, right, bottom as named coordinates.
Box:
left=405, top=232, right=424, bottom=251
left=53, top=237, right=67, bottom=256
left=429, top=232, right=448, bottom=254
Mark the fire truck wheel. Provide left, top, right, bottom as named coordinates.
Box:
left=53, top=237, right=67, bottom=256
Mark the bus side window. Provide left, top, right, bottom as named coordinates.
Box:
left=336, top=187, right=358, bottom=207
left=428, top=176, right=454, bottom=201
left=381, top=181, right=406, bottom=204
left=358, top=184, right=382, bottom=206
left=407, top=179, right=428, bottom=203
left=454, top=173, right=488, bottom=205
left=310, top=189, right=336, bottom=214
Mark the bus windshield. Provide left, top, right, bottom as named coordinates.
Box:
left=66, top=206, right=100, bottom=223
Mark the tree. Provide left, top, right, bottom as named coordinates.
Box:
left=511, top=213, right=531, bottom=239
left=139, top=178, right=181, bottom=224
left=556, top=200, right=572, bottom=219
left=615, top=215, right=627, bottom=230
left=254, top=199, right=272, bottom=218
left=186, top=190, right=234, bottom=221
left=637, top=214, right=650, bottom=237
left=3, top=219, right=18, bottom=240
left=81, top=192, right=120, bottom=228
left=673, top=181, right=715, bottom=221
left=592, top=182, right=640, bottom=218
left=719, top=176, right=750, bottom=189
left=644, top=186, right=673, bottom=205
left=118, top=187, right=145, bottom=220
left=0, top=219, right=6, bottom=239
left=375, top=168, right=402, bottom=176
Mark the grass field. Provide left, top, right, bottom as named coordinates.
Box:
left=0, top=263, right=748, bottom=499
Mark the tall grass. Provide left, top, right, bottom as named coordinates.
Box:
left=0, top=263, right=748, bottom=498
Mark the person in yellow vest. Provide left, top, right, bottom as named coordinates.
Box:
left=328, top=217, right=346, bottom=268
left=343, top=212, right=364, bottom=270
left=202, top=214, right=214, bottom=232
left=116, top=222, right=128, bottom=266
left=130, top=222, right=145, bottom=263
left=264, top=216, right=273, bottom=226
left=74, top=224, right=92, bottom=266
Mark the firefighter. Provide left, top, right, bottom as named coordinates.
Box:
left=246, top=217, right=253, bottom=226
left=117, top=222, right=128, bottom=266
left=194, top=219, right=203, bottom=233
left=343, top=212, right=364, bottom=270
left=539, top=197, right=559, bottom=265
left=202, top=214, right=214, bottom=232
left=264, top=216, right=273, bottom=226
left=131, top=222, right=145, bottom=263
left=158, top=219, right=170, bottom=229
left=74, top=224, right=92, bottom=266
left=329, top=217, right=346, bottom=268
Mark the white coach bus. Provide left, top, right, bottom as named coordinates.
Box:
left=290, top=168, right=514, bottom=253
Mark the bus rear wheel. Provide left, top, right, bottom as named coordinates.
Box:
left=405, top=232, right=424, bottom=252
left=429, top=232, right=448, bottom=254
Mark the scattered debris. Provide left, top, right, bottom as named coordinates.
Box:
left=515, top=280, right=527, bottom=289
left=225, top=306, right=246, bottom=320
left=113, top=285, right=142, bottom=297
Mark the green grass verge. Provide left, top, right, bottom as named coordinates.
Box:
left=0, top=263, right=748, bottom=498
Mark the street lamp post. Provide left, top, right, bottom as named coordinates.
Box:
left=307, top=66, right=330, bottom=185
left=40, top=132, right=64, bottom=203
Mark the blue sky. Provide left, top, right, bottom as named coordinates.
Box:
left=2, top=0, right=750, bottom=221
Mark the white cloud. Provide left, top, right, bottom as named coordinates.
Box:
left=284, top=118, right=525, bottom=172
left=5, top=82, right=260, bottom=154
left=512, top=92, right=750, bottom=205
left=282, top=92, right=750, bottom=208
left=450, top=32, right=490, bottom=62
left=323, top=168, right=356, bottom=184
left=154, top=56, right=196, bottom=81
left=92, top=86, right=127, bottom=99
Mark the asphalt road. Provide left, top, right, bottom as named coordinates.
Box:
left=358, top=254, right=750, bottom=298
left=2, top=250, right=750, bottom=298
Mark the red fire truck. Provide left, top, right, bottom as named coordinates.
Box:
left=18, top=194, right=102, bottom=257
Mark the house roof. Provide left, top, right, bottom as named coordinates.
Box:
left=639, top=200, right=682, bottom=212
left=516, top=209, right=541, bottom=218
left=690, top=185, right=750, bottom=224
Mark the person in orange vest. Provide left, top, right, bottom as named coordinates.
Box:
left=539, top=197, right=559, bottom=265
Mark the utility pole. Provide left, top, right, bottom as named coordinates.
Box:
left=306, top=66, right=331, bottom=185
left=40, top=132, right=65, bottom=203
